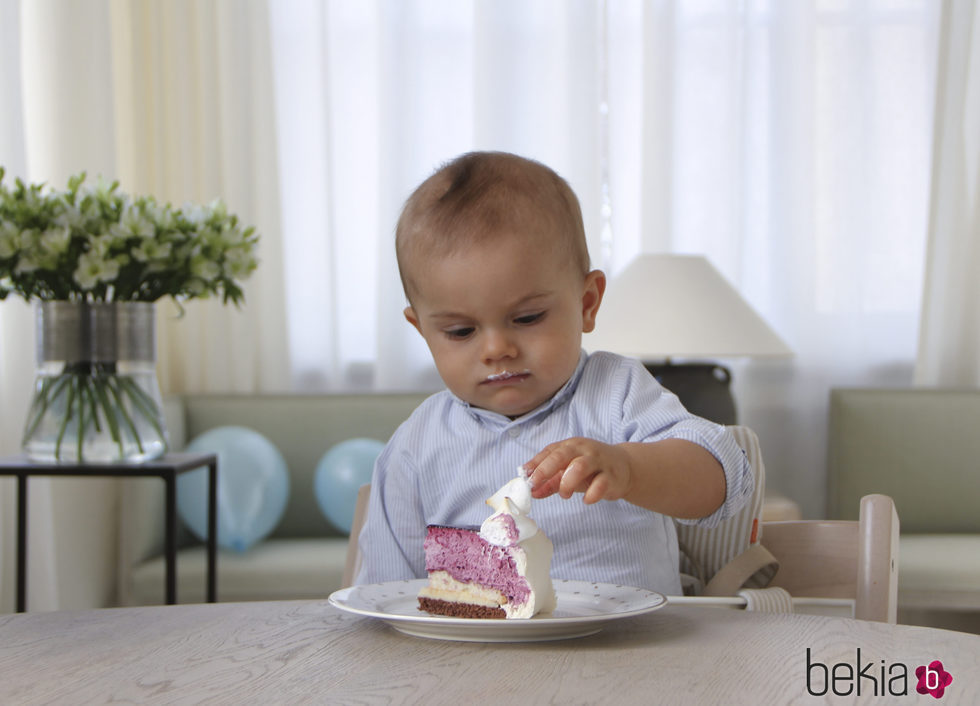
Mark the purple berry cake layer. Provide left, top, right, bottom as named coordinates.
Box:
left=423, top=524, right=531, bottom=605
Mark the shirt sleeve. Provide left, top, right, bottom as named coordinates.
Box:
left=605, top=353, right=754, bottom=528
left=353, top=428, right=428, bottom=584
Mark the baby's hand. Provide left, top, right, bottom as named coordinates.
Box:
left=524, top=437, right=633, bottom=505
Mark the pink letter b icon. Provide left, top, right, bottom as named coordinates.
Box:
left=916, top=660, right=952, bottom=698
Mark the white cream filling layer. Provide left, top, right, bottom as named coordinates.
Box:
left=418, top=571, right=508, bottom=608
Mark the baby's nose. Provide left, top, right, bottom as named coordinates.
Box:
left=482, top=329, right=518, bottom=362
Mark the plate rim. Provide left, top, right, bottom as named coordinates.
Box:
left=328, top=578, right=667, bottom=628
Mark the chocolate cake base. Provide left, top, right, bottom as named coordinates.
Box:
left=418, top=596, right=506, bottom=619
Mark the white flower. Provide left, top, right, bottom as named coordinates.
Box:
left=133, top=239, right=172, bottom=262
left=81, top=197, right=103, bottom=222
left=182, top=203, right=209, bottom=225
left=208, top=198, right=228, bottom=220
left=14, top=252, right=40, bottom=274
left=223, top=247, right=257, bottom=278
left=145, top=202, right=176, bottom=231
left=87, top=234, right=114, bottom=258
left=110, top=204, right=154, bottom=239
left=40, top=226, right=71, bottom=255
left=74, top=251, right=121, bottom=290
left=19, top=227, right=40, bottom=247
left=185, top=277, right=208, bottom=296
left=190, top=254, right=221, bottom=281
left=222, top=225, right=247, bottom=246
left=200, top=226, right=223, bottom=248
left=54, top=201, right=84, bottom=229
left=0, top=222, right=21, bottom=258
left=81, top=175, right=115, bottom=201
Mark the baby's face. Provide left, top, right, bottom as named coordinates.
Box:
left=404, top=233, right=603, bottom=418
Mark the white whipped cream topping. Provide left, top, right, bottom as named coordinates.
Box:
left=480, top=470, right=539, bottom=546
left=485, top=369, right=530, bottom=382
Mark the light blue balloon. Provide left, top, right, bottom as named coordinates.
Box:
left=179, top=426, right=290, bottom=553
left=314, top=438, right=384, bottom=532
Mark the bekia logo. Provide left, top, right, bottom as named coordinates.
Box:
left=806, top=649, right=954, bottom=698
left=915, top=661, right=954, bottom=699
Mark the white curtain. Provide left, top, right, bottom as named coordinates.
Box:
left=0, top=0, right=121, bottom=614
left=109, top=0, right=291, bottom=394
left=0, top=0, right=288, bottom=612
left=270, top=0, right=605, bottom=392
left=916, top=0, right=980, bottom=386
left=269, top=0, right=940, bottom=518
left=0, top=0, right=45, bottom=612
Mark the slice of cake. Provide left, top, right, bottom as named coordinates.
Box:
left=417, top=472, right=556, bottom=619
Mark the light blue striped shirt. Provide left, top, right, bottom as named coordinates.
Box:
left=355, top=350, right=753, bottom=594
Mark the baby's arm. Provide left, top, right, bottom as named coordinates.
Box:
left=524, top=437, right=726, bottom=519
left=354, top=437, right=427, bottom=584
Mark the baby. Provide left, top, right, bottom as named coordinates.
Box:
left=355, top=151, right=752, bottom=594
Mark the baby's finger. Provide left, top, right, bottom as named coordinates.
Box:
left=525, top=444, right=574, bottom=489
left=558, top=457, right=599, bottom=499
left=524, top=442, right=566, bottom=472
left=582, top=471, right=610, bottom=504
left=531, top=468, right=565, bottom=498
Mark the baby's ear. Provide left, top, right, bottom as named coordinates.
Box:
left=403, top=306, right=423, bottom=334
left=581, top=269, right=606, bottom=333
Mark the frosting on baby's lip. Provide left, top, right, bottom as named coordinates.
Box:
left=484, top=369, right=531, bottom=382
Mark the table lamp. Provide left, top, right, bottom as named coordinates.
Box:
left=584, top=254, right=792, bottom=424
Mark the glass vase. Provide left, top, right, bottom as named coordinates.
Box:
left=21, top=301, right=169, bottom=463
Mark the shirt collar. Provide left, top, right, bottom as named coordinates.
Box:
left=452, top=349, right=589, bottom=429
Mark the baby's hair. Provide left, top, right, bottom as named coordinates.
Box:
left=396, top=151, right=590, bottom=299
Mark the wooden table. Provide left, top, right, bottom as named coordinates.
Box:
left=1, top=600, right=978, bottom=704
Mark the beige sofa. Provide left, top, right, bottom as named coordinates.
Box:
left=827, top=388, right=980, bottom=631
left=117, top=392, right=429, bottom=606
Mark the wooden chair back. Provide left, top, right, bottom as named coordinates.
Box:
left=761, top=493, right=899, bottom=622
left=342, top=484, right=371, bottom=588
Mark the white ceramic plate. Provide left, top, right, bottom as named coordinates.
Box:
left=328, top=578, right=666, bottom=642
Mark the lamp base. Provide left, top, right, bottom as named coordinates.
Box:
left=643, top=362, right=737, bottom=426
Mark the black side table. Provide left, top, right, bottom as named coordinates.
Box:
left=0, top=452, right=218, bottom=612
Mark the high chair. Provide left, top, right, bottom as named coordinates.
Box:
left=342, top=483, right=371, bottom=588
left=675, top=426, right=900, bottom=622
left=760, top=494, right=899, bottom=621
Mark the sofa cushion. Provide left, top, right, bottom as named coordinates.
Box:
left=899, top=534, right=980, bottom=611
left=827, top=388, right=980, bottom=533
left=126, top=538, right=349, bottom=605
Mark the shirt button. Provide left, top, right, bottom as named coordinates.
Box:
left=508, top=428, right=521, bottom=438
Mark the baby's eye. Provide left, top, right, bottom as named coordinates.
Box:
left=514, top=312, right=545, bottom=326
left=444, top=327, right=475, bottom=340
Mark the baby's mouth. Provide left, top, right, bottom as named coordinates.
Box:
left=482, top=370, right=531, bottom=384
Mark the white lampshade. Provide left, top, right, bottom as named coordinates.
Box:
left=586, top=254, right=792, bottom=359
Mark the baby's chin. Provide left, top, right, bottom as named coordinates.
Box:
left=462, top=389, right=554, bottom=419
